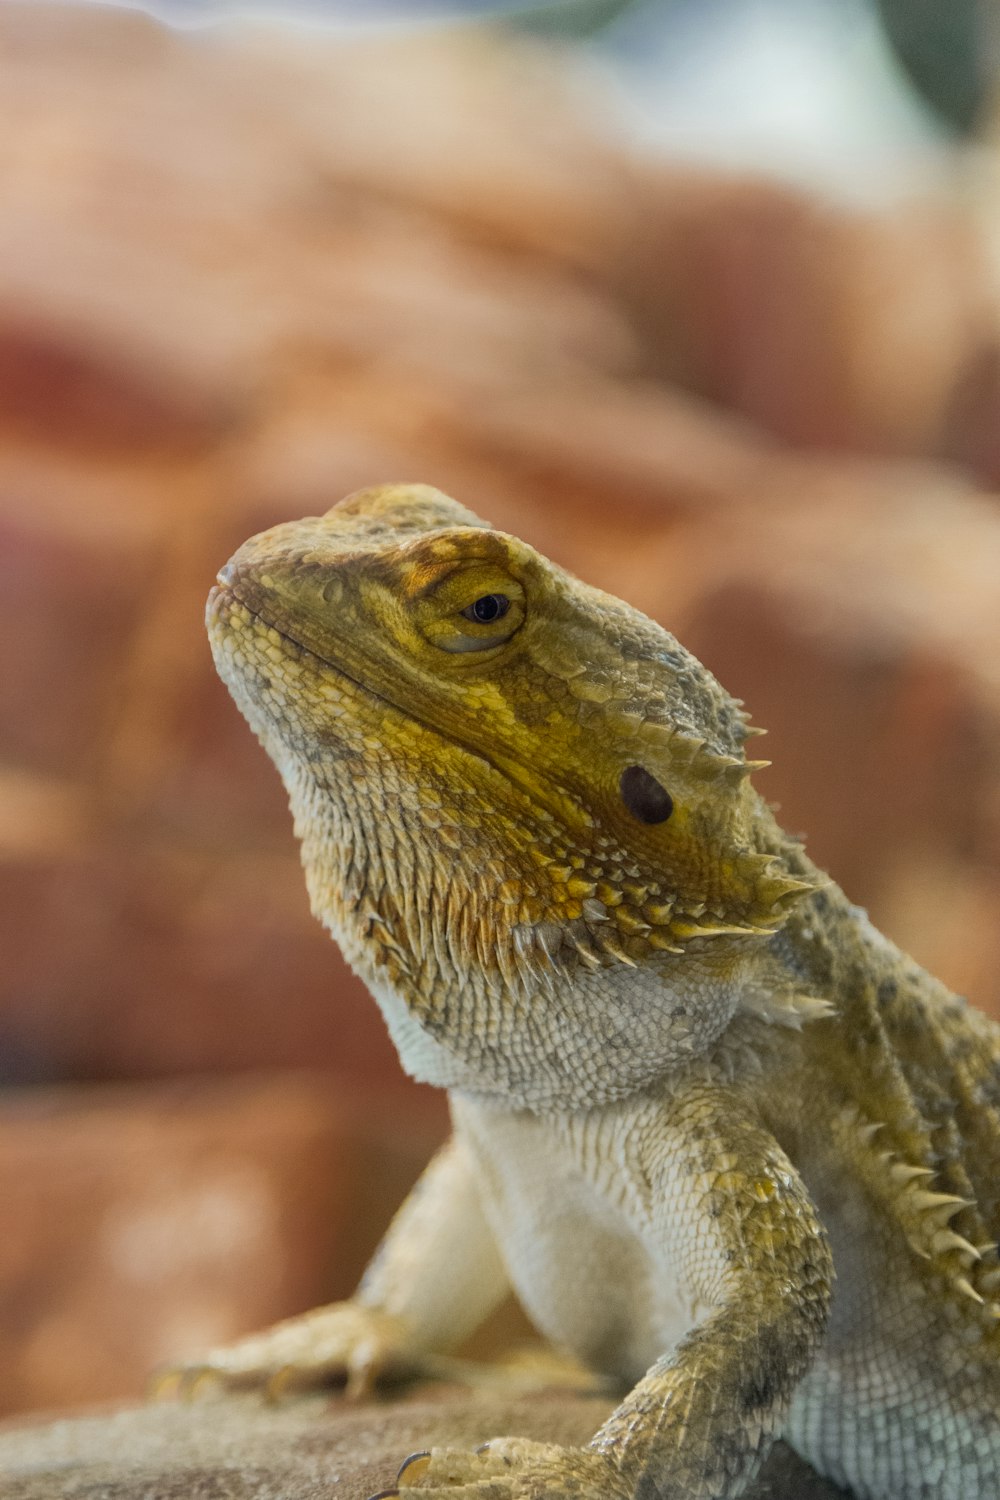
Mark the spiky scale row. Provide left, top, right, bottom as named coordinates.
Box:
left=492, top=790, right=821, bottom=982
left=740, top=990, right=834, bottom=1031
left=830, top=1103, right=1000, bottom=1324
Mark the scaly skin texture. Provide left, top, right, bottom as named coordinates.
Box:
left=189, top=484, right=1000, bottom=1499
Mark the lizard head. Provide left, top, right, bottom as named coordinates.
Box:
left=208, top=484, right=814, bottom=1107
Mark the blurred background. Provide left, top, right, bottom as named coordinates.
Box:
left=2, top=0, right=1000, bottom=1419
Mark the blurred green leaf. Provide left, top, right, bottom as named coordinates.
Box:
left=875, top=0, right=987, bottom=134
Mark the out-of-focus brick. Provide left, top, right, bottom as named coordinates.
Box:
left=145, top=660, right=298, bottom=853
left=0, top=1073, right=446, bottom=1416
left=0, top=4, right=635, bottom=444
left=0, top=313, right=237, bottom=451
left=442, top=376, right=779, bottom=520
left=622, top=170, right=988, bottom=462
left=941, top=338, right=1000, bottom=488
left=0, top=846, right=410, bottom=1089
left=0, top=769, right=90, bottom=861
left=231, top=23, right=634, bottom=269
left=0, top=497, right=159, bottom=777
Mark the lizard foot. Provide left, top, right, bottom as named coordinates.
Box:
left=151, top=1302, right=415, bottom=1402
left=369, top=1437, right=629, bottom=1499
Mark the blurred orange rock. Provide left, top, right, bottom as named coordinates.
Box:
left=0, top=1073, right=445, bottom=1416
left=623, top=171, right=993, bottom=461
left=0, top=844, right=410, bottom=1086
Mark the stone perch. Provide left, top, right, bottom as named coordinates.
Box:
left=0, top=1389, right=849, bottom=1498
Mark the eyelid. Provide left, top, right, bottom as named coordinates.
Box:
left=438, top=573, right=523, bottom=608
left=414, top=565, right=525, bottom=653
left=407, top=555, right=521, bottom=600
left=436, top=630, right=514, bottom=654
left=423, top=603, right=523, bottom=652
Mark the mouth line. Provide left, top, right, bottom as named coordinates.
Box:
left=213, top=578, right=403, bottom=719
left=211, top=579, right=504, bottom=778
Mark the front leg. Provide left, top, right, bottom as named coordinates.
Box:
left=158, top=1132, right=510, bottom=1398
left=593, top=1088, right=832, bottom=1497
left=391, top=1086, right=832, bottom=1499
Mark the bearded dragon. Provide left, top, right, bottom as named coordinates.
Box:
left=189, top=484, right=1000, bottom=1499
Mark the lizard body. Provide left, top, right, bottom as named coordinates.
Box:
left=194, top=484, right=1000, bottom=1498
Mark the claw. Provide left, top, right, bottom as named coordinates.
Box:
left=345, top=1362, right=374, bottom=1400
left=179, top=1366, right=223, bottom=1402
left=345, top=1335, right=384, bottom=1400
left=367, top=1491, right=400, bottom=1499
left=263, top=1365, right=298, bottom=1404
left=397, top=1451, right=432, bottom=1484
left=148, top=1367, right=184, bottom=1402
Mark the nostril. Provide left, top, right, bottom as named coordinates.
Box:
left=216, top=562, right=238, bottom=588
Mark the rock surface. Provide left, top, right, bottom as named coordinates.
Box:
left=0, top=1387, right=849, bottom=1499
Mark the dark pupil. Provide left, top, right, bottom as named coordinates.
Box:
left=468, top=594, right=509, bottom=624
left=619, top=765, right=673, bottom=824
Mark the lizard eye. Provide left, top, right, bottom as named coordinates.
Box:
left=620, top=765, right=673, bottom=824
left=414, top=563, right=525, bottom=654
left=462, top=594, right=510, bottom=624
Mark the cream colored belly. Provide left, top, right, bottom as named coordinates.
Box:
left=452, top=1097, right=692, bottom=1383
